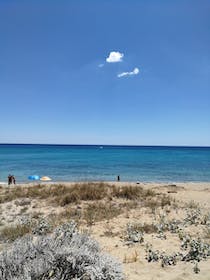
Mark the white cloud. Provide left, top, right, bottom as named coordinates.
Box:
left=98, top=63, right=104, bottom=68
left=106, top=51, right=124, bottom=63
left=117, top=67, right=139, bottom=78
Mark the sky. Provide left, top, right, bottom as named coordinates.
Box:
left=0, top=0, right=209, bottom=146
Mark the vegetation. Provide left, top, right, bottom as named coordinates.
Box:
left=0, top=221, right=124, bottom=280
left=83, top=202, right=121, bottom=226
left=0, top=182, right=157, bottom=205
left=0, top=182, right=209, bottom=276
left=0, top=224, right=31, bottom=242
left=0, top=182, right=175, bottom=242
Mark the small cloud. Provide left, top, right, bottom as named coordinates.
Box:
left=106, top=51, right=124, bottom=63
left=117, top=67, right=139, bottom=78
left=98, top=63, right=104, bottom=68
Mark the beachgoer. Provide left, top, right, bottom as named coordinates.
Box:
left=117, top=175, right=120, bottom=181
left=12, top=175, right=16, bottom=185
left=8, top=174, right=12, bottom=185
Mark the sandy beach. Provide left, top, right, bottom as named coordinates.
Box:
left=0, top=181, right=210, bottom=279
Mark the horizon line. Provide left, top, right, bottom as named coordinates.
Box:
left=0, top=143, right=210, bottom=148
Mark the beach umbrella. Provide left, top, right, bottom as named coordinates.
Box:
left=28, top=175, right=40, bottom=180
left=40, top=176, right=52, bottom=181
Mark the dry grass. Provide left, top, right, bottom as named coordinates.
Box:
left=0, top=185, right=46, bottom=203
left=128, top=223, right=157, bottom=234
left=57, top=192, right=79, bottom=205
left=123, top=250, right=139, bottom=263
left=83, top=202, right=121, bottom=226
left=144, top=194, right=172, bottom=212
left=0, top=183, right=109, bottom=205
left=55, top=207, right=82, bottom=226
left=54, top=183, right=108, bottom=206
left=186, top=200, right=199, bottom=209
left=112, top=186, right=143, bottom=200
left=45, top=200, right=122, bottom=228
left=20, top=206, right=28, bottom=214
left=143, top=189, right=156, bottom=197
left=160, top=195, right=172, bottom=208
left=31, top=212, right=43, bottom=219
left=103, top=221, right=119, bottom=237
left=0, top=224, right=31, bottom=242
left=112, top=185, right=155, bottom=200
left=0, top=183, right=156, bottom=208
left=0, top=183, right=175, bottom=228
left=120, top=201, right=139, bottom=210
left=144, top=198, right=159, bottom=213
left=204, top=227, right=210, bottom=240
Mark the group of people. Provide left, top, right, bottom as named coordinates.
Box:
left=8, top=174, right=16, bottom=185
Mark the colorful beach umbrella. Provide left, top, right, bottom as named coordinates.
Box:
left=40, top=176, right=52, bottom=181
left=28, top=175, right=40, bottom=180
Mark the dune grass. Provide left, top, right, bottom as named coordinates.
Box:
left=0, top=182, right=174, bottom=225
left=0, top=182, right=177, bottom=244
left=0, top=224, right=31, bottom=242
left=83, top=202, right=122, bottom=226
left=132, top=223, right=158, bottom=234
left=0, top=182, right=157, bottom=204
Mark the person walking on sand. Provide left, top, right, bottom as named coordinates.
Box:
left=8, top=174, right=12, bottom=185
left=12, top=175, right=16, bottom=185
left=117, top=175, right=120, bottom=182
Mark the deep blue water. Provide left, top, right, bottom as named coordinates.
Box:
left=0, top=144, right=210, bottom=183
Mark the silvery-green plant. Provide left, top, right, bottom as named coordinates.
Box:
left=180, top=234, right=191, bottom=250
left=145, top=236, right=210, bottom=274
left=160, top=253, right=183, bottom=267
left=145, top=244, right=182, bottom=266
left=156, top=226, right=166, bottom=240
left=54, top=220, right=77, bottom=240
left=124, top=223, right=144, bottom=244
left=32, top=218, right=52, bottom=235
left=0, top=221, right=124, bottom=280
left=184, top=209, right=201, bottom=226
left=182, top=238, right=210, bottom=262
left=18, top=215, right=32, bottom=227
left=167, top=219, right=181, bottom=233
left=155, top=214, right=181, bottom=239
left=145, top=244, right=160, bottom=262
left=18, top=216, right=52, bottom=236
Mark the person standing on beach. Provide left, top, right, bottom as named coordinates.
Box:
left=117, top=175, right=120, bottom=182
left=12, top=175, right=16, bottom=185
left=8, top=174, right=12, bottom=185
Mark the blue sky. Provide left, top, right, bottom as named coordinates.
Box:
left=0, top=0, right=209, bottom=146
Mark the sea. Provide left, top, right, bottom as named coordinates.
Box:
left=0, top=144, right=210, bottom=183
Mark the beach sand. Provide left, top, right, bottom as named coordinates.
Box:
left=0, top=181, right=210, bottom=279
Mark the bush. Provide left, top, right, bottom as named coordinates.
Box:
left=0, top=221, right=124, bottom=280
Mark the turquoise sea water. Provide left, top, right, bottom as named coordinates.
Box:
left=0, top=144, right=210, bottom=183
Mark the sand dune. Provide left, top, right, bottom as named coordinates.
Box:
left=0, top=181, right=210, bottom=279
